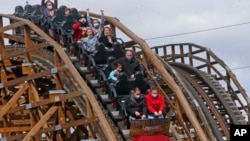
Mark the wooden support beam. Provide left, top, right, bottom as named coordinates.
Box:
left=3, top=33, right=25, bottom=43
left=22, top=106, right=58, bottom=141
left=0, top=83, right=28, bottom=118
left=0, top=42, right=49, bottom=60
left=0, top=16, right=5, bottom=54
left=0, top=21, right=26, bottom=33
left=0, top=126, right=31, bottom=132
left=1, top=66, right=65, bottom=88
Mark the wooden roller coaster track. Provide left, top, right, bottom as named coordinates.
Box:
left=0, top=9, right=249, bottom=141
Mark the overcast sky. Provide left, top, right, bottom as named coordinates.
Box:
left=1, top=0, right=250, bottom=96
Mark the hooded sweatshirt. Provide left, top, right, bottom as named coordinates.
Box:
left=145, top=91, right=165, bottom=114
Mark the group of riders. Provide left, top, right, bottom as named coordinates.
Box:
left=40, top=0, right=170, bottom=125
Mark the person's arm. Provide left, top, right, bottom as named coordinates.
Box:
left=41, top=0, right=45, bottom=6
left=142, top=98, right=147, bottom=115
left=72, top=21, right=81, bottom=30
left=53, top=0, right=58, bottom=9
left=159, top=95, right=166, bottom=112
left=135, top=61, right=141, bottom=72
left=82, top=39, right=89, bottom=51
left=98, top=10, right=105, bottom=33
left=108, top=71, right=117, bottom=81
left=145, top=95, right=156, bottom=113
left=86, top=8, right=92, bottom=28
left=125, top=98, right=136, bottom=116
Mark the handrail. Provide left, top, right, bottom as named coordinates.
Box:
left=150, top=43, right=250, bottom=121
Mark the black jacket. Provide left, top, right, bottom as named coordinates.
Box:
left=125, top=94, right=147, bottom=118
left=111, top=56, right=140, bottom=76
left=98, top=35, right=116, bottom=49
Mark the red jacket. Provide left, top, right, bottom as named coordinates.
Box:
left=72, top=21, right=84, bottom=41
left=145, top=92, right=165, bottom=114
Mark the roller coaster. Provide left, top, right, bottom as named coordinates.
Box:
left=0, top=3, right=249, bottom=141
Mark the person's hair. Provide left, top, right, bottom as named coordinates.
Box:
left=45, top=0, right=53, bottom=6
left=102, top=26, right=112, bottom=35
left=92, top=19, right=100, bottom=24
left=86, top=28, right=94, bottom=34
left=64, top=8, right=71, bottom=13
left=150, top=86, right=158, bottom=91
left=125, top=50, right=133, bottom=55
left=115, top=63, right=122, bottom=68
left=134, top=87, right=141, bottom=92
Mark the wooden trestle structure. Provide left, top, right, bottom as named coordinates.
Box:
left=0, top=14, right=120, bottom=141
left=0, top=9, right=249, bottom=141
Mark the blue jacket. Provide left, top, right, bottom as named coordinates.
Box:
left=82, top=36, right=99, bottom=53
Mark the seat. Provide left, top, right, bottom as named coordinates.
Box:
left=58, top=5, right=67, bottom=13
left=109, top=72, right=131, bottom=98
left=13, top=5, right=24, bottom=17
left=22, top=4, right=34, bottom=19
left=88, top=44, right=109, bottom=66
left=109, top=42, right=125, bottom=60
left=48, top=10, right=67, bottom=41
left=70, top=8, right=79, bottom=22
left=59, top=15, right=75, bottom=45
left=131, top=71, right=149, bottom=94
left=30, top=4, right=43, bottom=24
left=50, top=10, right=66, bottom=29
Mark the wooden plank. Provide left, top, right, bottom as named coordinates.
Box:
left=22, top=106, right=58, bottom=141
left=0, top=16, right=5, bottom=54
left=3, top=33, right=25, bottom=43
left=0, top=21, right=26, bottom=33
left=0, top=42, right=49, bottom=60
left=11, top=119, right=30, bottom=125
left=0, top=126, right=31, bottom=132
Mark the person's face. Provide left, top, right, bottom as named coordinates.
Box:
left=92, top=20, right=99, bottom=24
left=126, top=51, right=133, bottom=58
left=117, top=66, right=122, bottom=71
left=104, top=28, right=111, bottom=36
left=134, top=89, right=141, bottom=97
left=46, top=2, right=53, bottom=7
left=86, top=29, right=93, bottom=36
left=65, top=10, right=70, bottom=15
left=152, top=89, right=158, bottom=94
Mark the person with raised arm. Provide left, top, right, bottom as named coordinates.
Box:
left=41, top=0, right=58, bottom=34
left=86, top=8, right=105, bottom=38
